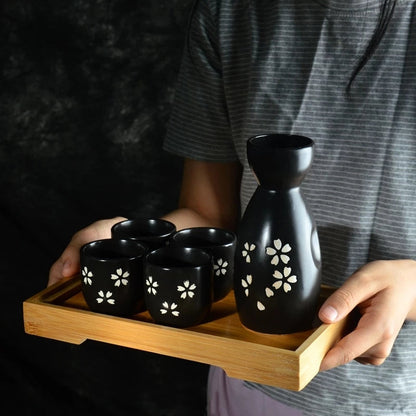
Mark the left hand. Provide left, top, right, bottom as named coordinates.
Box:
left=319, top=259, right=416, bottom=371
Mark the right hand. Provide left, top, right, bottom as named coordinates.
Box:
left=48, top=216, right=126, bottom=286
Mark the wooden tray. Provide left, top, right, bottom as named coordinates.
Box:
left=23, top=276, right=353, bottom=391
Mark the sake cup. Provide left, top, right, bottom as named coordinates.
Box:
left=80, top=238, right=147, bottom=316
left=144, top=246, right=213, bottom=328
left=111, top=217, right=176, bottom=252
left=170, top=227, right=236, bottom=301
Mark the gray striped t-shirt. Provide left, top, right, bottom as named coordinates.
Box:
left=164, top=0, right=416, bottom=414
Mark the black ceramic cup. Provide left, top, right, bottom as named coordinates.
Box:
left=170, top=227, right=236, bottom=301
left=111, top=217, right=176, bottom=252
left=80, top=238, right=147, bottom=316
left=144, top=246, right=213, bottom=328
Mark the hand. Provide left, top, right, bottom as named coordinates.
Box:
left=318, top=259, right=416, bottom=371
left=48, top=217, right=126, bottom=287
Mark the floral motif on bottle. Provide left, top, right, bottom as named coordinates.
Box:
left=239, top=237, right=298, bottom=311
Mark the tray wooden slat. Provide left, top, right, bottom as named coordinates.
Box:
left=23, top=276, right=352, bottom=391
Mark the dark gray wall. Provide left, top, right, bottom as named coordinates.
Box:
left=1, top=1, right=209, bottom=414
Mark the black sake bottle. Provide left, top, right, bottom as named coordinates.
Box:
left=234, top=133, right=322, bottom=334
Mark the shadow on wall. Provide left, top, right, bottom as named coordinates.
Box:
left=0, top=1, right=209, bottom=415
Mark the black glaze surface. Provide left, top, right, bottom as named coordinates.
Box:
left=81, top=239, right=147, bottom=316
left=234, top=134, right=322, bottom=334
left=170, top=227, right=237, bottom=301
left=145, top=246, right=214, bottom=328
left=111, top=217, right=176, bottom=251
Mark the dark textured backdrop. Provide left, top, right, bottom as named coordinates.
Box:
left=1, top=1, right=210, bottom=414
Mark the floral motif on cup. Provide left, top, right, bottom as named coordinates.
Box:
left=111, top=268, right=129, bottom=287
left=177, top=280, right=196, bottom=299
left=242, top=242, right=256, bottom=263
left=213, top=258, right=228, bottom=276
left=82, top=266, right=93, bottom=286
left=96, top=290, right=115, bottom=304
left=145, top=276, right=159, bottom=295
left=160, top=301, right=179, bottom=316
left=265, top=239, right=291, bottom=265
left=241, top=274, right=252, bottom=297
left=273, top=267, right=297, bottom=293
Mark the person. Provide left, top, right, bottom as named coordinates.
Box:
left=49, top=0, right=416, bottom=414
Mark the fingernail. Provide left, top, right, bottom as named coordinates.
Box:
left=321, top=305, right=338, bottom=322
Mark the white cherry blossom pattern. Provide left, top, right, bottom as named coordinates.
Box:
left=160, top=302, right=180, bottom=316
left=213, top=258, right=228, bottom=276
left=96, top=290, right=115, bottom=304
left=242, top=242, right=256, bottom=263
left=82, top=266, right=93, bottom=285
left=272, top=267, right=297, bottom=293
left=177, top=280, right=196, bottom=299
left=145, top=276, right=159, bottom=295
left=111, top=268, right=129, bottom=287
left=265, top=287, right=274, bottom=297
left=265, top=239, right=291, bottom=265
left=241, top=274, right=253, bottom=297
left=257, top=301, right=265, bottom=311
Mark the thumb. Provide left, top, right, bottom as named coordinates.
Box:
left=319, top=286, right=358, bottom=323
left=48, top=244, right=81, bottom=286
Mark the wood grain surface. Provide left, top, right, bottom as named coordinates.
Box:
left=23, top=277, right=352, bottom=391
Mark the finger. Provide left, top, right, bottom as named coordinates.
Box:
left=319, top=322, right=394, bottom=371
left=320, top=293, right=401, bottom=371
left=319, top=269, right=382, bottom=323
left=48, top=261, right=64, bottom=286
left=47, top=244, right=82, bottom=286
left=354, top=357, right=373, bottom=366
left=354, top=341, right=393, bottom=366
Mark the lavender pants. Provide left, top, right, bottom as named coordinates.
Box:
left=207, top=366, right=303, bottom=416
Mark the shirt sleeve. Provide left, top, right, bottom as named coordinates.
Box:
left=163, top=0, right=238, bottom=162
